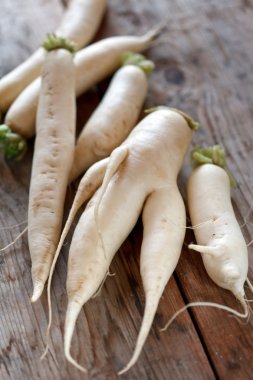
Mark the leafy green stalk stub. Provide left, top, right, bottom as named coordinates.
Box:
left=191, top=145, right=236, bottom=187
left=121, top=52, right=155, bottom=74
left=42, top=33, right=76, bottom=53
left=144, top=106, right=200, bottom=131
left=0, top=124, right=27, bottom=161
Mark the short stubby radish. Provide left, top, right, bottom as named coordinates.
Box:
left=187, top=145, right=249, bottom=307
left=69, top=52, right=154, bottom=182
left=0, top=0, right=106, bottom=112
left=47, top=108, right=198, bottom=372
left=28, top=35, right=76, bottom=302
left=5, top=26, right=164, bottom=139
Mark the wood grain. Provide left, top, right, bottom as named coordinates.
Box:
left=0, top=0, right=253, bottom=379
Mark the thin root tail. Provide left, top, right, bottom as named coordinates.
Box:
left=161, top=300, right=249, bottom=332
left=246, top=278, right=253, bottom=295
left=0, top=226, right=28, bottom=253
left=31, top=281, right=45, bottom=303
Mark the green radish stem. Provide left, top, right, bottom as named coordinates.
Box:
left=121, top=52, right=155, bottom=74
left=145, top=106, right=200, bottom=131
left=0, top=124, right=27, bottom=160
left=42, top=33, right=76, bottom=53
left=191, top=144, right=236, bottom=187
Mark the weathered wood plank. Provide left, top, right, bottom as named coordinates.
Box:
left=0, top=0, right=64, bottom=75
left=1, top=0, right=253, bottom=379
left=0, top=1, right=215, bottom=379
left=159, top=1, right=253, bottom=379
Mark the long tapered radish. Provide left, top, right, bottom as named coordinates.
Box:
left=41, top=157, right=109, bottom=360
left=0, top=0, right=106, bottom=112
left=69, top=53, right=154, bottom=181
left=52, top=108, right=198, bottom=371
left=187, top=145, right=249, bottom=305
left=5, top=26, right=164, bottom=139
left=28, top=35, right=76, bottom=302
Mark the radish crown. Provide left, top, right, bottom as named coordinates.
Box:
left=191, top=145, right=236, bottom=187
left=145, top=106, right=200, bottom=131
left=121, top=52, right=155, bottom=74
left=42, top=33, right=76, bottom=53
left=0, top=124, right=27, bottom=160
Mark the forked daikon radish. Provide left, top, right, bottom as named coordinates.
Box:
left=5, top=25, right=164, bottom=139
left=28, top=35, right=76, bottom=302
left=0, top=0, right=106, bottom=112
left=69, top=52, right=154, bottom=181
left=47, top=108, right=198, bottom=372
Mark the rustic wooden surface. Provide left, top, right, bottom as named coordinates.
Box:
left=0, top=0, right=253, bottom=379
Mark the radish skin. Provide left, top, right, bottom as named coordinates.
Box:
left=188, top=163, right=248, bottom=301
left=118, top=185, right=186, bottom=374
left=5, top=27, right=163, bottom=139
left=161, top=147, right=250, bottom=339
left=29, top=40, right=76, bottom=302
left=0, top=0, right=106, bottom=112
left=56, top=0, right=106, bottom=51
left=41, top=157, right=109, bottom=360
left=0, top=49, right=45, bottom=113
left=56, top=109, right=197, bottom=371
left=69, top=55, right=153, bottom=181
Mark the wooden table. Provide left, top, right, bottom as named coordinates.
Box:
left=0, top=0, right=253, bottom=379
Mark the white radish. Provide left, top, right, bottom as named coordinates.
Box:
left=56, top=0, right=106, bottom=51
left=5, top=26, right=164, bottom=139
left=28, top=36, right=76, bottom=302
left=187, top=145, right=249, bottom=305
left=41, top=157, right=109, bottom=360
left=0, top=0, right=106, bottom=112
left=0, top=49, right=45, bottom=113
left=69, top=52, right=154, bottom=181
left=45, top=108, right=198, bottom=371
left=161, top=145, right=250, bottom=339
